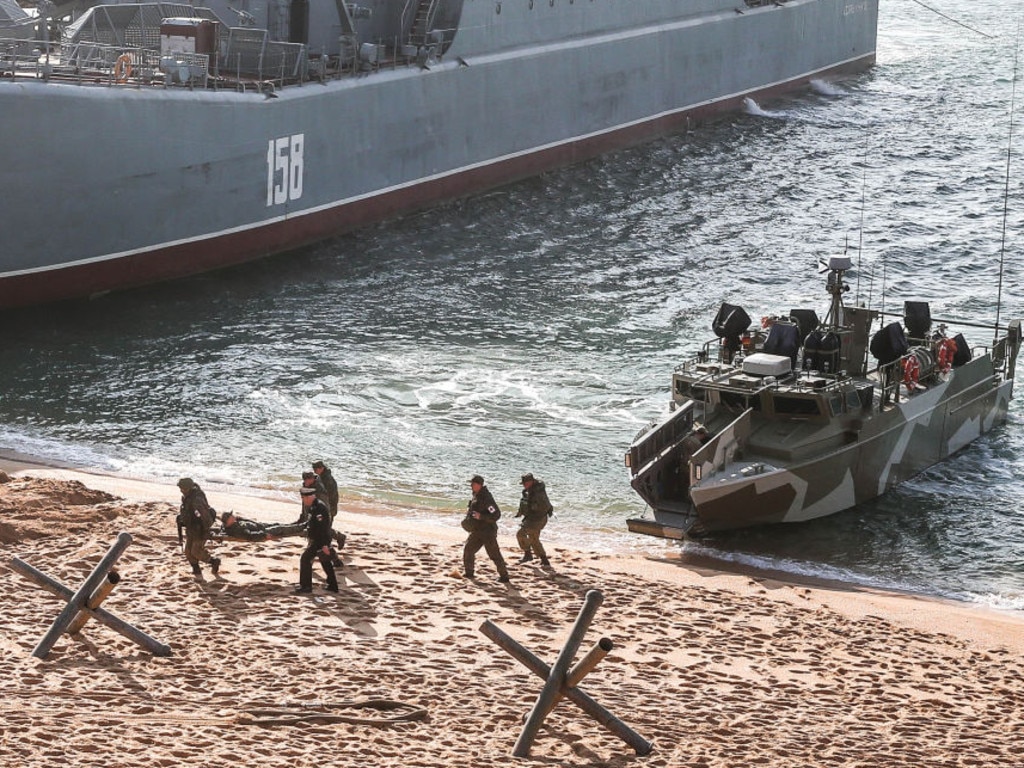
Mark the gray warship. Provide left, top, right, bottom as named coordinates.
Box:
left=0, top=0, right=878, bottom=307
left=626, top=257, right=1022, bottom=537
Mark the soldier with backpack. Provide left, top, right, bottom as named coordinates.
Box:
left=176, top=477, right=221, bottom=577
left=515, top=473, right=553, bottom=567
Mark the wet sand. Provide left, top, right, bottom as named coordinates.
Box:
left=1, top=461, right=1023, bottom=767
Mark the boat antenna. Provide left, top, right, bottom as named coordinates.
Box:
left=880, top=258, right=887, bottom=324
left=994, top=30, right=1019, bottom=345
left=854, top=149, right=868, bottom=307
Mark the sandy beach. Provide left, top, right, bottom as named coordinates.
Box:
left=1, top=458, right=1023, bottom=767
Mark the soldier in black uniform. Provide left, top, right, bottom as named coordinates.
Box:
left=177, top=477, right=221, bottom=577
left=515, top=473, right=553, bottom=567
left=303, top=469, right=344, bottom=566
left=462, top=475, right=510, bottom=583
left=302, top=471, right=329, bottom=507
left=296, top=486, right=338, bottom=593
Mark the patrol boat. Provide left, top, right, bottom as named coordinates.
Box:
left=0, top=0, right=878, bottom=307
left=625, top=257, right=1022, bottom=537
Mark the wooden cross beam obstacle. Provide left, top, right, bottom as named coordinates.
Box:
left=9, top=531, right=171, bottom=659
left=480, top=589, right=652, bottom=758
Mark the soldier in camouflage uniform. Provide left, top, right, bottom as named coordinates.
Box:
left=515, top=473, right=553, bottom=567
left=462, top=475, right=510, bottom=583
left=312, top=459, right=346, bottom=551
left=219, top=510, right=305, bottom=541
left=177, top=477, right=221, bottom=577
left=311, top=460, right=339, bottom=519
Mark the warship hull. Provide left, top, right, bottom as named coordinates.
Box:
left=0, top=0, right=879, bottom=307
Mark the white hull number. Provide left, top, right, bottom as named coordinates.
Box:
left=266, top=134, right=304, bottom=206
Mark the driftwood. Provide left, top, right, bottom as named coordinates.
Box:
left=9, top=532, right=171, bottom=659
left=480, top=589, right=652, bottom=758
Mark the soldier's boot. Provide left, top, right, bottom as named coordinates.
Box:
left=325, top=581, right=339, bottom=593
left=518, top=553, right=533, bottom=564
left=334, top=531, right=347, bottom=550
left=191, top=562, right=202, bottom=576
left=540, top=557, right=551, bottom=568
left=330, top=547, right=343, bottom=568
left=210, top=557, right=221, bottom=576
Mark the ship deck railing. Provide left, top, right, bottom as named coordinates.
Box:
left=0, top=31, right=449, bottom=91
left=675, top=340, right=856, bottom=396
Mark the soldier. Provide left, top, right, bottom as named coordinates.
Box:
left=176, top=477, right=221, bottom=577
left=302, top=470, right=329, bottom=507
left=462, top=475, right=510, bottom=583
left=313, top=459, right=346, bottom=551
left=220, top=511, right=304, bottom=541
left=515, top=473, right=553, bottom=567
left=311, top=460, right=339, bottom=519
left=677, top=424, right=710, bottom=493
left=296, top=486, right=338, bottom=593
left=303, top=469, right=344, bottom=565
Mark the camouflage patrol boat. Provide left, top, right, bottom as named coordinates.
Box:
left=625, top=257, right=1022, bottom=537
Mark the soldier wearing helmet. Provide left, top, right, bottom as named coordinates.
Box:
left=176, top=477, right=221, bottom=577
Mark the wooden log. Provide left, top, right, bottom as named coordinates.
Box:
left=480, top=619, right=651, bottom=756
left=10, top=555, right=172, bottom=658
left=67, top=570, right=121, bottom=636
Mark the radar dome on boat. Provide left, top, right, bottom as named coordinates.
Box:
left=829, top=256, right=853, bottom=271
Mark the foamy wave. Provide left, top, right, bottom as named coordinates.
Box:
left=0, top=427, right=120, bottom=472
left=809, top=78, right=845, bottom=97
left=743, top=97, right=785, bottom=118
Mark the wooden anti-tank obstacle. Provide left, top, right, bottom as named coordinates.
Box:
left=9, top=531, right=171, bottom=659
left=480, top=589, right=652, bottom=758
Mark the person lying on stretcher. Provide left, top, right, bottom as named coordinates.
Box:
left=219, top=511, right=347, bottom=562
left=219, top=510, right=306, bottom=541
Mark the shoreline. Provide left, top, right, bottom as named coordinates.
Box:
left=3, top=449, right=1023, bottom=640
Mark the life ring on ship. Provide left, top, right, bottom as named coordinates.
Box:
left=902, top=353, right=921, bottom=389
left=936, top=337, right=957, bottom=373
left=113, top=53, right=133, bottom=83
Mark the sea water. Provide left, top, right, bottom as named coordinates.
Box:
left=1, top=0, right=1023, bottom=612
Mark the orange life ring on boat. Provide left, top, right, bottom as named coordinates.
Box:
left=114, top=53, right=133, bottom=83
left=902, top=353, right=921, bottom=388
left=936, top=337, right=957, bottom=373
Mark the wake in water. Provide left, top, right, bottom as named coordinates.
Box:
left=809, top=78, right=846, bottom=97
left=742, top=96, right=788, bottom=119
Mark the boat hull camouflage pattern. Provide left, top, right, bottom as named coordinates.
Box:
left=0, top=0, right=878, bottom=307
left=626, top=261, right=1021, bottom=537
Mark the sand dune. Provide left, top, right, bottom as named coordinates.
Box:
left=1, top=466, right=1023, bottom=767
